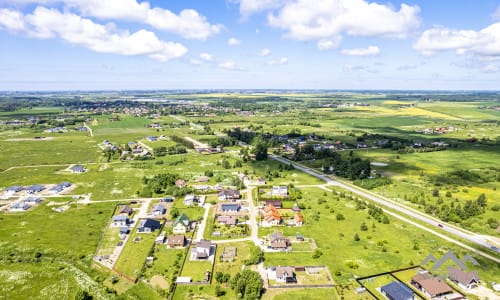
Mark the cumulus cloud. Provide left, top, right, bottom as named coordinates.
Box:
left=1, top=0, right=222, bottom=40
left=199, top=52, right=214, bottom=61
left=267, top=57, right=288, bottom=65
left=0, top=7, right=187, bottom=61
left=268, top=0, right=420, bottom=43
left=258, top=48, right=271, bottom=56
left=341, top=46, right=380, bottom=56
left=317, top=37, right=342, bottom=51
left=414, top=23, right=500, bottom=56
left=237, top=0, right=285, bottom=17
left=228, top=37, right=241, bottom=46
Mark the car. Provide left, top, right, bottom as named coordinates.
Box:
left=437, top=224, right=444, bottom=228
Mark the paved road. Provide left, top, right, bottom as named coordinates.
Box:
left=270, top=155, right=500, bottom=263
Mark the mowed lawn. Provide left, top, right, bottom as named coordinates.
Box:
left=114, top=228, right=159, bottom=281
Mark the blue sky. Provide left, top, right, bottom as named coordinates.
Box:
left=1, top=0, right=500, bottom=90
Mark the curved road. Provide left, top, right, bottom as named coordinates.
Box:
left=270, top=155, right=500, bottom=264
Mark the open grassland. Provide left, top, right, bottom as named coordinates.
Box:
left=0, top=134, right=99, bottom=170
left=213, top=241, right=253, bottom=276
left=259, top=187, right=500, bottom=284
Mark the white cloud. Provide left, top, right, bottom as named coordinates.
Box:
left=268, top=0, right=420, bottom=43
left=414, top=23, right=500, bottom=56
left=0, top=7, right=187, bottom=61
left=258, top=48, right=271, bottom=56
left=341, top=46, right=380, bottom=56
left=219, top=60, right=241, bottom=70
left=1, top=0, right=222, bottom=40
left=228, top=37, right=240, bottom=46
left=237, top=0, right=285, bottom=17
left=190, top=59, right=202, bottom=65
left=200, top=52, right=214, bottom=61
left=317, top=37, right=342, bottom=51
left=267, top=57, right=288, bottom=65
left=0, top=8, right=25, bottom=31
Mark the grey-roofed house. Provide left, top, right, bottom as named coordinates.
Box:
left=5, top=186, right=23, bottom=195
left=112, top=215, right=129, bottom=227
left=221, top=203, right=240, bottom=213
left=217, top=215, right=237, bottom=226
left=25, top=185, right=45, bottom=194
left=218, top=189, right=241, bottom=201
left=381, top=281, right=415, bottom=300
left=448, top=267, right=480, bottom=290
left=191, top=239, right=215, bottom=260
left=269, top=232, right=290, bottom=250
left=184, top=194, right=198, bottom=206
left=276, top=266, right=296, bottom=283
left=71, top=165, right=86, bottom=173
left=23, top=196, right=41, bottom=204
left=151, top=204, right=166, bottom=216
left=10, top=202, right=30, bottom=211
left=137, top=219, right=161, bottom=233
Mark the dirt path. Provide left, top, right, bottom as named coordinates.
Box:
left=83, top=122, right=94, bottom=137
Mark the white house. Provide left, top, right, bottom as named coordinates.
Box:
left=173, top=214, right=190, bottom=234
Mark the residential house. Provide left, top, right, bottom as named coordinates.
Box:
left=218, top=189, right=241, bottom=201
left=71, top=165, right=86, bottom=173
left=411, top=275, right=454, bottom=299
left=119, top=227, right=129, bottom=239
left=25, top=185, right=45, bottom=194
left=265, top=200, right=282, bottom=209
left=191, top=239, right=215, bottom=260
left=269, top=232, right=290, bottom=250
left=221, top=203, right=240, bottom=213
left=175, top=179, right=186, bottom=188
left=184, top=194, right=198, bottom=206
left=119, top=205, right=134, bottom=216
left=10, top=202, right=30, bottom=211
left=49, top=182, right=71, bottom=194
left=262, top=204, right=281, bottom=226
left=275, top=266, right=296, bottom=283
left=137, top=219, right=161, bottom=233
left=23, top=196, right=41, bottom=204
left=151, top=204, right=166, bottom=216
left=167, top=235, right=186, bottom=248
left=272, top=186, right=288, bottom=197
left=291, top=202, right=300, bottom=213
left=217, top=215, right=237, bottom=226
left=294, top=213, right=304, bottom=226
left=4, top=186, right=23, bottom=196
left=173, top=214, right=190, bottom=234
left=112, top=216, right=129, bottom=227
left=448, top=267, right=480, bottom=290
left=380, top=281, right=414, bottom=300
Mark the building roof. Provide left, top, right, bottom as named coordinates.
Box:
left=270, top=232, right=287, bottom=242
left=5, top=186, right=23, bottom=192
left=26, top=185, right=45, bottom=192
left=119, top=205, right=133, bottom=214
left=119, top=227, right=129, bottom=234
left=152, top=204, right=165, bottom=212
left=221, top=203, right=240, bottom=211
left=294, top=213, right=304, bottom=223
left=270, top=241, right=288, bottom=249
left=381, top=281, right=414, bottom=300
left=419, top=278, right=453, bottom=296
left=167, top=235, right=185, bottom=245
left=71, top=165, right=85, bottom=172
left=174, top=213, right=190, bottom=227
left=139, top=218, right=161, bottom=229
left=197, top=239, right=213, bottom=250
left=448, top=267, right=480, bottom=286
left=217, top=215, right=237, bottom=225
left=112, top=215, right=129, bottom=222
left=276, top=266, right=294, bottom=279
